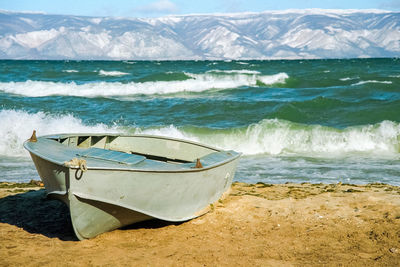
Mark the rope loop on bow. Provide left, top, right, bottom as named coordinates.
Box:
left=64, top=158, right=88, bottom=172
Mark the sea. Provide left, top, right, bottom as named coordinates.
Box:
left=0, top=58, right=399, bottom=185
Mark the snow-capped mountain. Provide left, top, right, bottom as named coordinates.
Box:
left=0, top=9, right=399, bottom=60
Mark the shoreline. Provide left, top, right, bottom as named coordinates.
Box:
left=1, top=181, right=400, bottom=266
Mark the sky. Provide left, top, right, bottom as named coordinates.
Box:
left=1, top=0, right=400, bottom=18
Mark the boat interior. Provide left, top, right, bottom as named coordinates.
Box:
left=48, top=134, right=219, bottom=165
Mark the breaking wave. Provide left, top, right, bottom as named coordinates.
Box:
left=62, top=69, right=79, bottom=73
left=0, top=109, right=122, bottom=157
left=142, top=120, right=400, bottom=157
left=2, top=109, right=399, bottom=159
left=339, top=77, right=356, bottom=81
left=351, top=80, right=393, bottom=86
left=0, top=72, right=289, bottom=97
left=98, top=70, right=130, bottom=76
left=206, top=69, right=261, bottom=74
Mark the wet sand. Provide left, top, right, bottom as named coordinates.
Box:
left=1, top=181, right=400, bottom=266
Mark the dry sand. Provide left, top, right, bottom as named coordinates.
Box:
left=1, top=181, right=400, bottom=266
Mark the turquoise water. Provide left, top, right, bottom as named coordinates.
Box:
left=1, top=59, right=399, bottom=184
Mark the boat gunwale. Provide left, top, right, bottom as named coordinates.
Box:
left=44, top=133, right=222, bottom=151
left=23, top=133, right=241, bottom=173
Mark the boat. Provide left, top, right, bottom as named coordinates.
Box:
left=23, top=131, right=241, bottom=240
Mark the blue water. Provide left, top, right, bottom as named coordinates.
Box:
left=0, top=59, right=399, bottom=184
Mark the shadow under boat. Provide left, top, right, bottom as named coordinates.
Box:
left=0, top=189, right=180, bottom=241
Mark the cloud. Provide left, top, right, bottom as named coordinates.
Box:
left=379, top=0, right=400, bottom=10
left=134, top=0, right=179, bottom=15
left=218, top=0, right=245, bottom=13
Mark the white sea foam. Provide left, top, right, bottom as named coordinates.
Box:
left=138, top=125, right=192, bottom=140
left=351, top=80, right=393, bottom=86
left=340, top=77, right=353, bottom=81
left=207, top=69, right=261, bottom=74
left=0, top=72, right=289, bottom=97
left=63, top=69, right=79, bottom=73
left=0, top=109, right=122, bottom=157
left=257, top=73, right=289, bottom=85
left=98, top=70, right=130, bottom=76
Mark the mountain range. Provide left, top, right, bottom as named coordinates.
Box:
left=0, top=9, right=399, bottom=60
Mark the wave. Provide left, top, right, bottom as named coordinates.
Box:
left=351, top=80, right=393, bottom=86
left=231, top=119, right=400, bottom=156
left=339, top=77, right=356, bottom=81
left=98, top=70, right=130, bottom=76
left=0, top=72, right=289, bottom=97
left=2, top=109, right=398, bottom=159
left=143, top=120, right=400, bottom=157
left=207, top=69, right=261, bottom=74
left=0, top=110, right=122, bottom=157
left=62, top=69, right=79, bottom=73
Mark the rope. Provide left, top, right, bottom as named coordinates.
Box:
left=64, top=158, right=88, bottom=172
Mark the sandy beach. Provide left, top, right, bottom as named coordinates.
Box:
left=1, top=181, right=400, bottom=266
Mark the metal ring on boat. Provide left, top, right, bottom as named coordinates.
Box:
left=75, top=169, right=83, bottom=180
